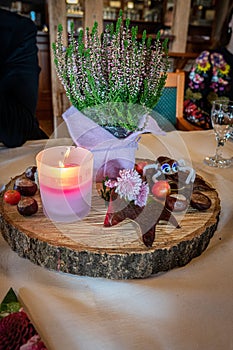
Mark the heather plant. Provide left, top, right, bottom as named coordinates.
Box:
left=52, top=11, right=169, bottom=131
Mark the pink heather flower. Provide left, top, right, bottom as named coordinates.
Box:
left=115, top=169, right=142, bottom=202
left=134, top=182, right=149, bottom=207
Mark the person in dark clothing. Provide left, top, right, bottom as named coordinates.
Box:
left=183, top=6, right=233, bottom=129
left=0, top=0, right=48, bottom=147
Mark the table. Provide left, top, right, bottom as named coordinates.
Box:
left=0, top=130, right=232, bottom=350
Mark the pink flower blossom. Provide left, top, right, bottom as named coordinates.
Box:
left=218, top=78, right=228, bottom=85
left=20, top=335, right=47, bottom=350
left=105, top=179, right=117, bottom=188
left=105, top=169, right=149, bottom=207
left=115, top=169, right=142, bottom=202
left=193, top=74, right=204, bottom=84
left=134, top=182, right=149, bottom=207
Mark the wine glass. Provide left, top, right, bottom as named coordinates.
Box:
left=204, top=100, right=233, bottom=168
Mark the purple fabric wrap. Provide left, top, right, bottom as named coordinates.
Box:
left=63, top=106, right=165, bottom=181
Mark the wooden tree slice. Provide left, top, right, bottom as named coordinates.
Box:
left=0, top=173, right=220, bottom=279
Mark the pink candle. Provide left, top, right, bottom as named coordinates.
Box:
left=36, top=146, right=93, bottom=222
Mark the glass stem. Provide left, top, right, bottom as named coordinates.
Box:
left=215, top=139, right=225, bottom=160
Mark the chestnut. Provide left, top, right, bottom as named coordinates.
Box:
left=165, top=195, right=188, bottom=212
left=190, top=191, right=211, bottom=211
left=25, top=166, right=37, bottom=181
left=14, top=177, right=37, bottom=196
left=17, top=197, right=38, bottom=216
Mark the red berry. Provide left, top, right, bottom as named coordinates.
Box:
left=3, top=190, right=21, bottom=205
left=151, top=181, right=171, bottom=200
left=135, top=161, right=148, bottom=175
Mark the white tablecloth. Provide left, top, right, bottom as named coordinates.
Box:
left=0, top=131, right=232, bottom=350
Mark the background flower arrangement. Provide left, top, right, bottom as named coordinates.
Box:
left=0, top=288, right=47, bottom=349
left=52, top=10, right=169, bottom=133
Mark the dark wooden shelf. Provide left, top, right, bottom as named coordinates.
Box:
left=36, top=32, right=53, bottom=130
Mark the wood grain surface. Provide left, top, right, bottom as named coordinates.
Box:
left=0, top=174, right=220, bottom=279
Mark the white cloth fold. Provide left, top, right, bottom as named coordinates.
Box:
left=0, top=131, right=232, bottom=350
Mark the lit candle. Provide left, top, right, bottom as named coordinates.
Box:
left=36, top=146, right=93, bottom=222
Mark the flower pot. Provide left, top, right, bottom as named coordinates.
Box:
left=63, top=106, right=165, bottom=182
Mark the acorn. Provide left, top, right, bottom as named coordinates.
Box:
left=25, top=166, right=37, bottom=181
left=14, top=177, right=37, bottom=196
left=17, top=197, right=38, bottom=216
